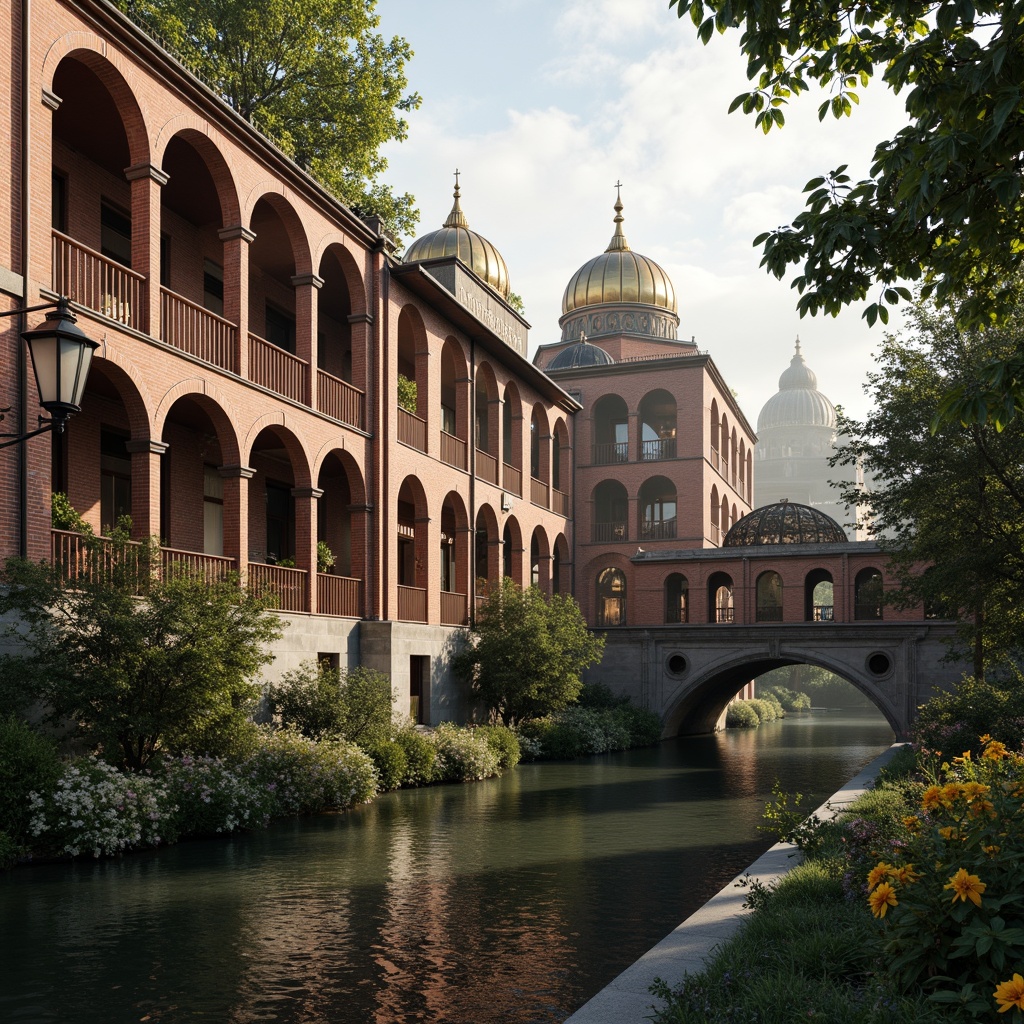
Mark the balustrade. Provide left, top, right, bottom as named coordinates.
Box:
left=398, top=407, right=427, bottom=452
left=476, top=449, right=498, bottom=485
left=161, top=547, right=235, bottom=583
left=160, top=287, right=237, bottom=371
left=551, top=487, right=569, bottom=517
left=593, top=521, right=626, bottom=543
left=397, top=584, right=427, bottom=622
left=317, top=574, right=362, bottom=617
left=440, top=430, right=467, bottom=470
left=530, top=477, right=549, bottom=509
left=640, top=438, right=676, bottom=461
left=502, top=463, right=522, bottom=496
left=592, top=441, right=628, bottom=465
left=248, top=562, right=308, bottom=612
left=248, top=333, right=308, bottom=404
left=52, top=230, right=145, bottom=331
left=640, top=518, right=677, bottom=541
left=440, top=591, right=468, bottom=626
left=317, top=370, right=364, bottom=430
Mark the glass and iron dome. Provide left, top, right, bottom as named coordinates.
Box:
left=723, top=500, right=848, bottom=546
left=403, top=176, right=511, bottom=300
left=546, top=336, right=616, bottom=370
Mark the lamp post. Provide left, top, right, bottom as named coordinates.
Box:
left=0, top=297, right=98, bottom=450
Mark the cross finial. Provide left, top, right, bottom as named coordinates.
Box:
left=615, top=179, right=623, bottom=202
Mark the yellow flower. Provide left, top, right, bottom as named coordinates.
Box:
left=902, top=815, right=921, bottom=832
left=979, top=734, right=992, bottom=745
left=922, top=786, right=946, bottom=811
left=994, top=973, right=1024, bottom=1013
left=968, top=799, right=995, bottom=818
left=961, top=782, right=991, bottom=800
left=944, top=868, right=987, bottom=907
left=867, top=861, right=895, bottom=890
left=984, top=740, right=1008, bottom=761
left=984, top=845, right=1002, bottom=857
left=868, top=882, right=898, bottom=918
left=890, top=864, right=921, bottom=885
left=942, top=783, right=963, bottom=804
left=937, top=826, right=959, bottom=841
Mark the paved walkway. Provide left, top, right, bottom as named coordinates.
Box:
left=563, top=744, right=904, bottom=1024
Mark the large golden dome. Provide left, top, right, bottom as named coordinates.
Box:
left=403, top=180, right=511, bottom=300
left=562, top=193, right=677, bottom=316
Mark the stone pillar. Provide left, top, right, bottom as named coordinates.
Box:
left=220, top=464, right=254, bottom=582
left=292, top=273, right=323, bottom=409
left=125, top=163, right=168, bottom=336
left=219, top=225, right=255, bottom=377
left=125, top=439, right=168, bottom=541
left=293, top=485, right=324, bottom=613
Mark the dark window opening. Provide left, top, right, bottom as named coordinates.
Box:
left=266, top=304, right=296, bottom=353
left=100, top=201, right=132, bottom=268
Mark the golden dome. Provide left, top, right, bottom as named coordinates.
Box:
left=562, top=192, right=677, bottom=316
left=403, top=178, right=511, bottom=300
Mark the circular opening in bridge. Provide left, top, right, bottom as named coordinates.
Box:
left=867, top=652, right=892, bottom=676
left=667, top=654, right=687, bottom=676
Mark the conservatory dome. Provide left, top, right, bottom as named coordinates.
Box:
left=546, top=336, right=616, bottom=370
left=723, top=500, right=848, bottom=546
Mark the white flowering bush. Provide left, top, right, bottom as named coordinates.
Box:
left=432, top=722, right=501, bottom=782
left=28, top=756, right=173, bottom=858
left=245, top=728, right=377, bottom=814
left=161, top=754, right=275, bottom=836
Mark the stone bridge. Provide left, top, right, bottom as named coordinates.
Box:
left=585, top=621, right=965, bottom=739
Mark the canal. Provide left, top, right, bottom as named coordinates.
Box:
left=0, top=712, right=893, bottom=1024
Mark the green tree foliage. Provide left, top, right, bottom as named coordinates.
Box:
left=453, top=578, right=605, bottom=726
left=270, top=659, right=396, bottom=745
left=397, top=372, right=418, bottom=413
left=121, top=0, right=421, bottom=235
left=670, top=0, right=1024, bottom=336
left=0, top=525, right=280, bottom=771
left=832, top=298, right=1024, bottom=678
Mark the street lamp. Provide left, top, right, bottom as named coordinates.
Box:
left=0, top=297, right=98, bottom=450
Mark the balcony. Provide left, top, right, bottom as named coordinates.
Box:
left=756, top=606, right=784, bottom=623
left=530, top=477, right=549, bottom=509
left=640, top=518, right=677, bottom=541
left=441, top=430, right=467, bottom=471
left=593, top=521, right=626, bottom=543
left=440, top=590, right=468, bottom=626
left=398, top=407, right=427, bottom=452
left=552, top=487, right=569, bottom=517
left=247, top=562, right=308, bottom=612
left=812, top=604, right=835, bottom=622
left=397, top=584, right=427, bottom=622
left=476, top=449, right=498, bottom=486
left=249, top=333, right=308, bottom=404
left=593, top=441, right=628, bottom=466
left=503, top=463, right=522, bottom=497
left=317, top=370, right=365, bottom=430
left=52, top=230, right=145, bottom=332
left=641, top=438, right=676, bottom=461
left=715, top=607, right=735, bottom=623
left=161, top=287, right=237, bottom=372
left=710, top=524, right=720, bottom=544
left=317, top=573, right=362, bottom=617
left=160, top=546, right=235, bottom=583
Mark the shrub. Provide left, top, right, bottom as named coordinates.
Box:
left=161, top=753, right=273, bottom=837
left=726, top=701, right=760, bottom=728
left=182, top=716, right=264, bottom=762
left=431, top=722, right=500, bottom=782
left=475, top=724, right=522, bottom=770
left=395, top=729, right=436, bottom=786
left=618, top=705, right=663, bottom=747
left=761, top=684, right=811, bottom=712
left=29, top=756, right=172, bottom=857
left=365, top=740, right=408, bottom=791
left=577, top=681, right=629, bottom=709
left=0, top=716, right=62, bottom=842
left=0, top=829, right=19, bottom=870
left=913, top=674, right=1024, bottom=756
left=748, top=697, right=781, bottom=723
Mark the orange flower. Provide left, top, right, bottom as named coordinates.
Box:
left=890, top=864, right=921, bottom=885
left=942, top=783, right=963, bottom=804
left=937, top=826, right=959, bottom=841
left=979, top=734, right=992, bottom=744
left=983, top=845, right=1002, bottom=857
left=994, top=973, right=1024, bottom=1013
left=867, top=862, right=895, bottom=889
left=922, top=786, right=946, bottom=811
left=868, top=882, right=898, bottom=918
left=902, top=815, right=921, bottom=832
left=944, top=868, right=986, bottom=907
left=961, top=782, right=991, bottom=800
left=984, top=740, right=1008, bottom=761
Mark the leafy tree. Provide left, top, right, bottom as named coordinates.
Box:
left=453, top=579, right=605, bottom=726
left=671, top=0, right=1024, bottom=335
left=121, top=0, right=421, bottom=235
left=271, top=659, right=395, bottom=744
left=0, top=523, right=280, bottom=771
left=831, top=297, right=1024, bottom=678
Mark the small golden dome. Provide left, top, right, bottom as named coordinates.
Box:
left=404, top=177, right=511, bottom=300
left=562, top=191, right=677, bottom=316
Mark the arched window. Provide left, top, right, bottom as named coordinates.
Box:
left=756, top=571, right=783, bottom=622
left=640, top=389, right=677, bottom=461
left=665, top=573, right=688, bottom=624
left=708, top=571, right=734, bottom=623
left=596, top=567, right=626, bottom=626
left=639, top=476, right=677, bottom=540
left=805, top=569, right=834, bottom=621
left=855, top=568, right=884, bottom=619
left=593, top=394, right=629, bottom=465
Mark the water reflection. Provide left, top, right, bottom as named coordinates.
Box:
left=0, top=713, right=893, bottom=1024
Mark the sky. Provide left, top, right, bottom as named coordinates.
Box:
left=375, top=0, right=911, bottom=426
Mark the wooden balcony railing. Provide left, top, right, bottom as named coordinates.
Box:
left=593, top=521, right=627, bottom=543
left=249, top=333, right=308, bottom=404
left=398, top=407, right=427, bottom=452
left=721, top=457, right=729, bottom=479
left=551, top=487, right=569, bottom=517
left=641, top=437, right=677, bottom=461
left=160, top=287, right=237, bottom=372
left=715, top=606, right=735, bottom=623
left=593, top=441, right=629, bottom=465
left=530, top=477, right=549, bottom=508
left=317, top=370, right=364, bottom=430
left=711, top=524, right=721, bottom=544
left=317, top=573, right=362, bottom=617
left=397, top=584, right=427, bottom=622
left=440, top=430, right=467, bottom=470
left=476, top=449, right=498, bottom=485
left=711, top=447, right=720, bottom=470
left=503, top=463, right=522, bottom=496
left=756, top=605, right=784, bottom=623
left=51, top=529, right=143, bottom=588
left=640, top=518, right=677, bottom=541
left=812, top=604, right=835, bottom=622
left=52, top=230, right=145, bottom=331
left=440, top=590, right=468, bottom=626
left=161, top=547, right=235, bottom=583
left=247, top=562, right=308, bottom=612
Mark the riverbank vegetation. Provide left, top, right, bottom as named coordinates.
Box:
left=651, top=675, right=1024, bottom=1023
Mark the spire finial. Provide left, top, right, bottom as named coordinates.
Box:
left=444, top=169, right=469, bottom=229
left=795, top=335, right=802, bottom=356
left=606, top=180, right=631, bottom=253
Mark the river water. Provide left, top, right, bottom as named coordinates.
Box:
left=0, top=712, right=893, bottom=1024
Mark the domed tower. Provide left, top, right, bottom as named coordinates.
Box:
left=557, top=187, right=684, bottom=349
left=404, top=177, right=511, bottom=300
left=755, top=339, right=864, bottom=539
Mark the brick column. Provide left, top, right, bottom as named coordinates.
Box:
left=293, top=485, right=323, bottom=613
left=219, top=225, right=255, bottom=377
left=292, top=273, right=322, bottom=409
left=126, top=163, right=168, bottom=336
left=348, top=502, right=371, bottom=615
left=220, top=464, right=254, bottom=582
left=125, top=439, right=168, bottom=541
